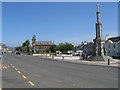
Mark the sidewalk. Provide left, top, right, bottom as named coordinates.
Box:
left=33, top=54, right=120, bottom=67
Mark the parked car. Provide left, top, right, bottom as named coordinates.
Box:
left=16, top=51, right=20, bottom=55
left=111, top=53, right=120, bottom=59
left=72, top=50, right=83, bottom=56
left=72, top=52, right=83, bottom=56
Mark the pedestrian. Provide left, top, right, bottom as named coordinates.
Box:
left=79, top=53, right=82, bottom=60
left=84, top=53, right=87, bottom=60
left=82, top=53, right=85, bottom=60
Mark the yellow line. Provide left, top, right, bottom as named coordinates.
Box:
left=11, top=64, right=12, bottom=65
left=0, top=88, right=2, bottom=90
left=17, top=71, right=21, bottom=74
left=4, top=67, right=7, bottom=69
left=22, top=75, right=27, bottom=79
left=14, top=68, right=18, bottom=71
left=28, top=81, right=35, bottom=86
left=12, top=66, right=15, bottom=68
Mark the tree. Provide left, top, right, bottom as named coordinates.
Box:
left=22, top=40, right=30, bottom=47
left=48, top=45, right=57, bottom=53
left=57, top=43, right=74, bottom=53
left=22, top=40, right=30, bottom=55
left=15, top=46, right=22, bottom=51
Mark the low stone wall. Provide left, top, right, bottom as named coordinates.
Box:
left=33, top=54, right=80, bottom=60
left=33, top=54, right=50, bottom=56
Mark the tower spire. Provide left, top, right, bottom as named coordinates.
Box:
left=87, top=4, right=106, bottom=61
left=96, top=4, right=100, bottom=23
left=32, top=35, right=36, bottom=47
left=94, top=4, right=105, bottom=56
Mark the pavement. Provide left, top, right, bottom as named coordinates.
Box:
left=33, top=54, right=120, bottom=67
left=1, top=53, right=119, bottom=88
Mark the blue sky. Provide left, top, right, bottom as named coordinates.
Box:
left=2, top=2, right=118, bottom=47
left=0, top=1, right=2, bottom=43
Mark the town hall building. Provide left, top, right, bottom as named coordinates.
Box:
left=32, top=35, right=54, bottom=53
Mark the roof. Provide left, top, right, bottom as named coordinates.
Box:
left=106, top=36, right=120, bottom=42
left=35, top=41, right=54, bottom=46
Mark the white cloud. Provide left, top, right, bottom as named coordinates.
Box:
left=103, top=32, right=118, bottom=37
left=55, top=34, right=94, bottom=45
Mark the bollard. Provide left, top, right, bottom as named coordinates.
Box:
left=79, top=56, right=81, bottom=60
left=62, top=56, right=64, bottom=60
left=108, top=59, right=110, bottom=65
left=52, top=55, right=54, bottom=59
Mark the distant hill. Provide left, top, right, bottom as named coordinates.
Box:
left=7, top=46, right=15, bottom=50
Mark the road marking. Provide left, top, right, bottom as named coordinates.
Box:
left=22, top=75, right=27, bottom=79
left=12, top=66, right=15, bottom=68
left=0, top=65, right=10, bottom=69
left=14, top=68, right=18, bottom=71
left=17, top=71, right=21, bottom=74
left=9, top=63, right=36, bottom=87
left=28, top=81, right=35, bottom=86
left=0, top=88, right=2, bottom=90
left=10, top=64, right=12, bottom=65
left=4, top=67, right=7, bottom=69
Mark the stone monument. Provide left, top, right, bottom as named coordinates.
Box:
left=88, top=4, right=106, bottom=61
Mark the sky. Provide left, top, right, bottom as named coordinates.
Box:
left=2, top=2, right=118, bottom=47
left=0, top=1, right=2, bottom=43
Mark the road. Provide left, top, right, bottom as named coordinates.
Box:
left=1, top=53, right=118, bottom=88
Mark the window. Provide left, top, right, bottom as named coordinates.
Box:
left=109, top=45, right=110, bottom=48
left=114, top=51, right=115, bottom=54
left=113, top=44, right=115, bottom=48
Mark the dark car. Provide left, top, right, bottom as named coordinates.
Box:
left=16, top=51, right=20, bottom=55
left=112, top=53, right=120, bottom=59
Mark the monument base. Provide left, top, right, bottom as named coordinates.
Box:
left=87, top=55, right=110, bottom=61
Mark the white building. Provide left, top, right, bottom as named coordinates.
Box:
left=105, top=34, right=111, bottom=40
left=105, top=36, right=120, bottom=56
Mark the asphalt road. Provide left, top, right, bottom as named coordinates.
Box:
left=1, top=53, right=118, bottom=88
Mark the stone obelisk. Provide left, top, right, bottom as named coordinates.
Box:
left=88, top=4, right=105, bottom=61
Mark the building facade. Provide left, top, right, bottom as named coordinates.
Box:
left=77, top=41, right=94, bottom=55
left=81, top=42, right=95, bottom=55
left=105, top=36, right=120, bottom=56
left=32, top=35, right=54, bottom=53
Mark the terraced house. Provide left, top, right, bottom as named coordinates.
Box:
left=105, top=36, right=120, bottom=56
